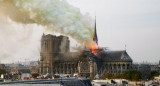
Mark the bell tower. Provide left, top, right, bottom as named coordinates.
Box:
left=40, top=34, right=70, bottom=75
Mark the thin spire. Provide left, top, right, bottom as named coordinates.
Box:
left=93, top=16, right=98, bottom=45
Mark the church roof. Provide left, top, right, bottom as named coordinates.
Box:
left=102, top=50, right=132, bottom=62
left=51, top=50, right=132, bottom=62
left=52, top=52, right=79, bottom=62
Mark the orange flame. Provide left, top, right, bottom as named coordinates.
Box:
left=88, top=40, right=98, bottom=55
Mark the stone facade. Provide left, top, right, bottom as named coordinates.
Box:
left=40, top=34, right=70, bottom=75
left=100, top=51, right=132, bottom=75
left=40, top=34, right=133, bottom=78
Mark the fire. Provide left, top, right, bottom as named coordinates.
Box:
left=90, top=44, right=98, bottom=55
left=89, top=41, right=98, bottom=55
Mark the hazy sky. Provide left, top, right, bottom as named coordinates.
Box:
left=67, top=0, right=160, bottom=63
left=0, top=0, right=160, bottom=63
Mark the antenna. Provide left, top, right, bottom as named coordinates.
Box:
left=25, top=58, right=27, bottom=66
left=24, top=58, right=29, bottom=66
left=94, top=10, right=96, bottom=16
left=125, top=44, right=126, bottom=51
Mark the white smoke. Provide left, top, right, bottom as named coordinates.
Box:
left=0, top=12, right=44, bottom=63
left=0, top=0, right=94, bottom=43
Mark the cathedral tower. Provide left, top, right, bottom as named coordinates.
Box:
left=40, top=34, right=70, bottom=75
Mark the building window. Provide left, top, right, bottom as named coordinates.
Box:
left=118, top=64, right=121, bottom=69
left=127, top=64, right=130, bottom=69
left=123, top=64, right=125, bottom=69
left=114, top=64, right=116, bottom=69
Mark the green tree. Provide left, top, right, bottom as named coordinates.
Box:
left=0, top=69, right=7, bottom=75
left=132, top=74, right=139, bottom=81
left=32, top=73, right=39, bottom=78
left=149, top=71, right=159, bottom=80
left=123, top=74, right=130, bottom=80
left=123, top=70, right=142, bottom=81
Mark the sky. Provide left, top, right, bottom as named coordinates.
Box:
left=0, top=0, right=160, bottom=63
left=67, top=0, right=160, bottom=63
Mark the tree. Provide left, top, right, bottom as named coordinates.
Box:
left=123, top=74, right=130, bottom=80
left=101, top=73, right=113, bottom=79
left=0, top=69, right=7, bottom=75
left=149, top=71, right=159, bottom=80
left=132, top=74, right=139, bottom=81
left=32, top=73, right=39, bottom=78
left=123, top=70, right=142, bottom=81
left=89, top=76, right=94, bottom=81
left=112, top=74, right=123, bottom=79
left=12, top=75, right=18, bottom=80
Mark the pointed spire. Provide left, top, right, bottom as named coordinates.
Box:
left=43, top=33, right=45, bottom=36
left=93, top=16, right=98, bottom=45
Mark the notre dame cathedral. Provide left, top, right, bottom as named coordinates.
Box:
left=40, top=20, right=133, bottom=78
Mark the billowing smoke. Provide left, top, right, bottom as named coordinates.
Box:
left=0, top=0, right=94, bottom=43
left=0, top=12, right=43, bottom=63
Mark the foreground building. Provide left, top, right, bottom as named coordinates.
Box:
left=40, top=21, right=133, bottom=78
left=0, top=78, right=92, bottom=86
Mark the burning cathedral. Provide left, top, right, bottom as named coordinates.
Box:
left=39, top=19, right=133, bottom=78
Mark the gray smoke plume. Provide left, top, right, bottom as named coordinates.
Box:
left=0, top=0, right=94, bottom=44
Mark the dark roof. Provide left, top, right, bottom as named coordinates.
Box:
left=51, top=50, right=132, bottom=62
left=52, top=52, right=80, bottom=62
left=102, top=50, right=132, bottom=62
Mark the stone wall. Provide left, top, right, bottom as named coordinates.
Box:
left=40, top=34, right=70, bottom=75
